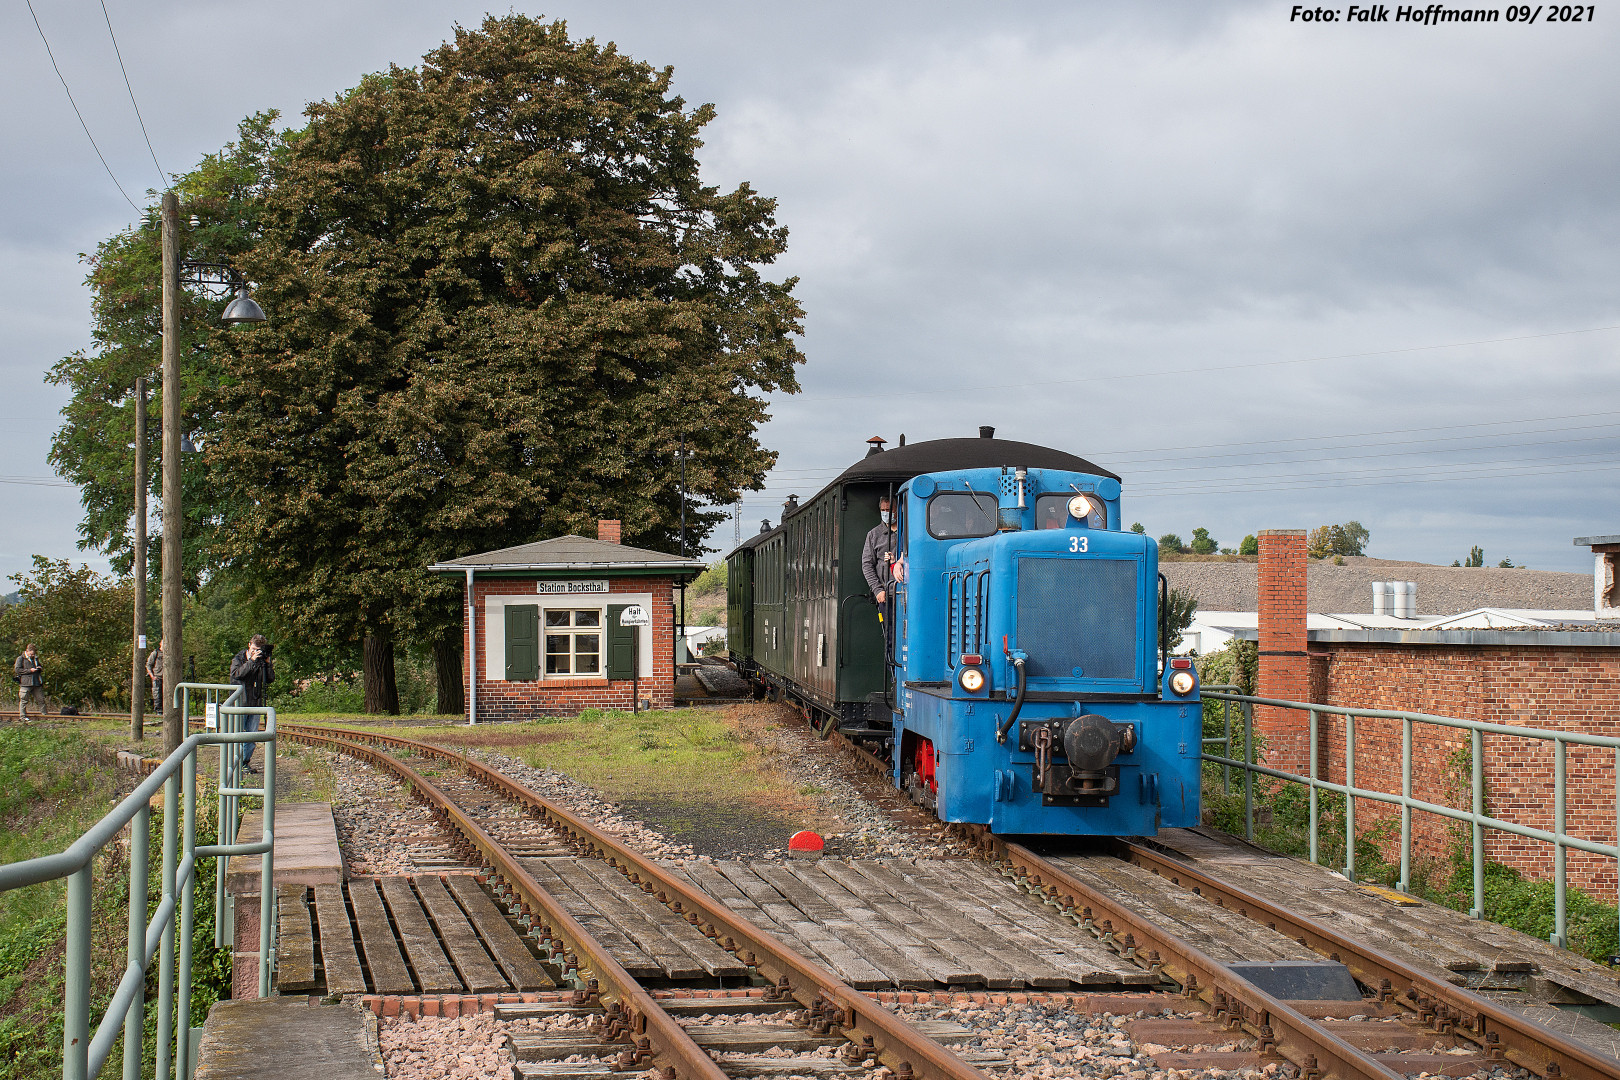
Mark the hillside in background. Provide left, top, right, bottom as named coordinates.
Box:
left=1164, top=556, right=1592, bottom=617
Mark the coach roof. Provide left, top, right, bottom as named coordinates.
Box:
left=831, top=436, right=1119, bottom=486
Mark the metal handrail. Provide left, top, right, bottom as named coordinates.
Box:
left=1200, top=688, right=1620, bottom=950
left=0, top=682, right=276, bottom=1080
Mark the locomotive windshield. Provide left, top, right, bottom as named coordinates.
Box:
left=927, top=492, right=999, bottom=539
left=1035, top=493, right=1107, bottom=530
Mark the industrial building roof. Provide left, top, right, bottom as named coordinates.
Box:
left=428, top=535, right=708, bottom=575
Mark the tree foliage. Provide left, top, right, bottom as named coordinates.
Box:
left=1307, top=521, right=1370, bottom=558
left=47, top=114, right=285, bottom=583
left=1157, top=533, right=1186, bottom=554
left=0, top=559, right=133, bottom=710
left=1238, top=534, right=1258, bottom=556
left=1190, top=527, right=1218, bottom=555
left=1463, top=545, right=1485, bottom=567
left=207, top=15, right=804, bottom=666
left=1162, top=585, right=1199, bottom=652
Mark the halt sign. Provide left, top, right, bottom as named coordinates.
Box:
left=619, top=604, right=650, bottom=626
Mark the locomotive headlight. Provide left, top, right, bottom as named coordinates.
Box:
left=1067, top=495, right=1093, bottom=521
left=1169, top=670, right=1196, bottom=696
left=959, top=667, right=986, bottom=693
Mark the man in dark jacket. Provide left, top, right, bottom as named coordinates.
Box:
left=229, top=635, right=274, bottom=772
left=14, top=644, right=46, bottom=719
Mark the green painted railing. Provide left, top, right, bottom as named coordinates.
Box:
left=0, top=683, right=276, bottom=1080
left=1201, top=688, right=1620, bottom=951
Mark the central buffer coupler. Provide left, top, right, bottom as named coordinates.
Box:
left=1019, top=714, right=1137, bottom=806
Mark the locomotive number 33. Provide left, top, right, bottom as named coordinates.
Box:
left=1069, top=536, right=1088, bottom=552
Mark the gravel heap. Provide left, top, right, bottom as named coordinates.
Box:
left=1164, top=556, right=1591, bottom=618
left=467, top=749, right=696, bottom=859
left=328, top=749, right=438, bottom=875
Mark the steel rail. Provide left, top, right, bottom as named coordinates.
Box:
left=1114, top=838, right=1620, bottom=1080
left=956, top=828, right=1405, bottom=1080
left=283, top=727, right=728, bottom=1080
left=281, top=723, right=988, bottom=1080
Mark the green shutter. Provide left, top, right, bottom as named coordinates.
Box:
left=505, top=604, right=539, bottom=681
left=606, top=604, right=636, bottom=680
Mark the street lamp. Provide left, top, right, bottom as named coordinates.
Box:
left=158, top=191, right=266, bottom=752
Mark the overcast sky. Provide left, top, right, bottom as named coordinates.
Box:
left=3, top=0, right=1616, bottom=589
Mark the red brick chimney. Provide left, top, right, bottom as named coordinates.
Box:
left=1257, top=529, right=1309, bottom=772
left=597, top=519, right=621, bottom=544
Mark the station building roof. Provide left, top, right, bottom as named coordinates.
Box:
left=428, top=535, right=707, bottom=577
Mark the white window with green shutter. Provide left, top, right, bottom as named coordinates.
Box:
left=487, top=589, right=654, bottom=681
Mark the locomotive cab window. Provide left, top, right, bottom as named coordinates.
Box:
left=927, top=492, right=999, bottom=539
left=1036, top=493, right=1106, bottom=530
left=545, top=609, right=602, bottom=675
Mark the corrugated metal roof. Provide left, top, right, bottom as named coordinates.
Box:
left=428, top=534, right=708, bottom=573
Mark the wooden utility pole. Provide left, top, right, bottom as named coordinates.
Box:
left=131, top=376, right=146, bottom=741
left=161, top=192, right=183, bottom=753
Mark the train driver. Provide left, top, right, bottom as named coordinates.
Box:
left=861, top=495, right=896, bottom=606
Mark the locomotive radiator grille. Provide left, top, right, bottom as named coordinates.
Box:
left=1016, top=557, right=1138, bottom=680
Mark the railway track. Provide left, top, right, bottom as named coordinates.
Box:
left=766, top=697, right=1620, bottom=1080
left=279, top=722, right=989, bottom=1080
left=278, top=720, right=1620, bottom=1080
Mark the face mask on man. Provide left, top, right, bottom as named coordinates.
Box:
left=880, top=511, right=892, bottom=525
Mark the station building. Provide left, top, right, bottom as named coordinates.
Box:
left=429, top=521, right=706, bottom=719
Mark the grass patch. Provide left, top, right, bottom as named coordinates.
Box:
left=318, top=708, right=765, bottom=801
left=0, top=723, right=232, bottom=1078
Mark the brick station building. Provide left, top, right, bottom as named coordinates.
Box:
left=1248, top=530, right=1620, bottom=893
left=429, top=521, right=705, bottom=720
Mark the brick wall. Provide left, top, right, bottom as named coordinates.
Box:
left=1257, top=529, right=1311, bottom=772
left=1312, top=642, right=1620, bottom=893
left=465, top=576, right=677, bottom=719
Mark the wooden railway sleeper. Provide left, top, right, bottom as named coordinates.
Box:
left=286, top=725, right=990, bottom=1080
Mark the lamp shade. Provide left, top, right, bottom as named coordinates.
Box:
left=222, top=287, right=266, bottom=325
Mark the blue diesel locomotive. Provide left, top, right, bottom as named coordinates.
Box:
left=726, top=428, right=1200, bottom=836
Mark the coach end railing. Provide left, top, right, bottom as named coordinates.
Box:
left=0, top=683, right=276, bottom=1080
left=1201, top=688, right=1620, bottom=951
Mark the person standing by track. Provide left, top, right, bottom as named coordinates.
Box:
left=229, top=635, right=274, bottom=774
left=13, top=644, right=46, bottom=720
left=146, top=639, right=165, bottom=713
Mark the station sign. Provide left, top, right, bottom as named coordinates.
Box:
left=537, top=580, right=609, bottom=594
left=619, top=604, right=650, bottom=626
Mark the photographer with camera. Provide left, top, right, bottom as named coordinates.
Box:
left=229, top=634, right=275, bottom=773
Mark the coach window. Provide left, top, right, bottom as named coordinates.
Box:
left=927, top=492, right=999, bottom=539
left=545, top=608, right=602, bottom=676
left=1035, top=493, right=1107, bottom=530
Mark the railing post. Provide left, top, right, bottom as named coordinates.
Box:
left=1400, top=716, right=1413, bottom=893
left=1243, top=701, right=1255, bottom=842
left=1553, top=738, right=1567, bottom=948
left=1222, top=698, right=1232, bottom=796
left=176, top=749, right=198, bottom=1080
left=1308, top=709, right=1319, bottom=866
left=1344, top=712, right=1357, bottom=881
left=63, top=866, right=92, bottom=1080
left=122, top=803, right=150, bottom=1080
left=155, top=772, right=178, bottom=1079
left=258, top=708, right=277, bottom=998
left=1472, top=728, right=1486, bottom=919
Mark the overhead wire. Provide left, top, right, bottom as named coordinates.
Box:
left=99, top=0, right=168, bottom=191
left=26, top=0, right=141, bottom=214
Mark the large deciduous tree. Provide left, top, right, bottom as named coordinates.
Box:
left=207, top=16, right=803, bottom=710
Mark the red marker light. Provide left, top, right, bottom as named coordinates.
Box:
left=1170, top=657, right=1193, bottom=669
left=961, top=653, right=983, bottom=666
